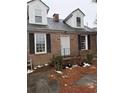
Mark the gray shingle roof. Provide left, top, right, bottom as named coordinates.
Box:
left=27, top=17, right=96, bottom=32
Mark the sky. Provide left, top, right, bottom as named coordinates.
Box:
left=27, top=0, right=97, bottom=28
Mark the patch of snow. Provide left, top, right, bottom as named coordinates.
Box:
left=44, top=64, right=48, bottom=66
left=56, top=71, right=63, bottom=74
left=50, top=75, right=54, bottom=78
left=83, top=62, right=91, bottom=67
left=72, top=64, right=78, bottom=68
left=64, top=84, right=67, bottom=86
left=62, top=75, right=68, bottom=78
left=62, top=76, right=65, bottom=78
left=69, top=68, right=72, bottom=70
left=36, top=65, right=44, bottom=68
left=87, top=83, right=94, bottom=88
left=65, top=67, right=69, bottom=69
left=34, top=67, right=37, bottom=70
left=41, top=65, right=44, bottom=67
left=37, top=65, right=42, bottom=68
left=27, top=70, right=34, bottom=74
left=88, top=83, right=94, bottom=88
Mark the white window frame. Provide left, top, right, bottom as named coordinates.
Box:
left=80, top=35, right=88, bottom=50
left=34, top=33, right=47, bottom=54
left=35, top=16, right=42, bottom=23
left=76, top=17, right=81, bottom=27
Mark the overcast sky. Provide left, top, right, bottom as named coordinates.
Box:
left=27, top=0, right=97, bottom=28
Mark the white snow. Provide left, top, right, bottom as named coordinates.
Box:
left=64, top=84, right=67, bottom=86
left=27, top=70, right=34, bottom=74
left=56, top=71, right=63, bottom=74
left=50, top=75, right=54, bottom=78
left=72, top=64, right=78, bottom=68
left=65, top=66, right=69, bottom=69
left=37, top=65, right=44, bottom=68
left=34, top=67, right=37, bottom=69
left=44, top=64, right=48, bottom=66
left=83, top=62, right=91, bottom=67
left=87, top=83, right=94, bottom=88
left=69, top=68, right=72, bottom=70
left=37, top=65, right=42, bottom=68
left=62, top=75, right=68, bottom=78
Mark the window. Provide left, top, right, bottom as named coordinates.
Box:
left=76, top=17, right=81, bottom=27
left=35, top=9, right=42, bottom=23
left=35, top=16, right=42, bottom=23
left=80, top=35, right=88, bottom=50
left=35, top=33, right=46, bottom=54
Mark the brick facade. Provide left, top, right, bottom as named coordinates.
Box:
left=27, top=31, right=97, bottom=66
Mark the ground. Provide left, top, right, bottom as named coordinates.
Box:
left=27, top=62, right=97, bottom=93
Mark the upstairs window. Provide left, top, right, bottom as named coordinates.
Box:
left=76, top=17, right=81, bottom=27
left=35, top=16, right=42, bottom=23
left=35, top=9, right=42, bottom=23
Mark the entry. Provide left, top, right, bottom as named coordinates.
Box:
left=60, top=35, right=70, bottom=56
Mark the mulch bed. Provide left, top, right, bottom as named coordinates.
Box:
left=49, top=66, right=97, bottom=93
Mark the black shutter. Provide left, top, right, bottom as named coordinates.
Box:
left=29, top=33, right=35, bottom=54
left=88, top=35, right=91, bottom=50
left=46, top=34, right=51, bottom=53
left=78, top=34, right=81, bottom=50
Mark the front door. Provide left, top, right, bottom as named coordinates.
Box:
left=60, top=35, right=70, bottom=56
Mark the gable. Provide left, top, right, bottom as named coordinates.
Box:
left=64, top=8, right=85, bottom=28
left=28, top=0, right=49, bottom=25
left=28, top=0, right=49, bottom=12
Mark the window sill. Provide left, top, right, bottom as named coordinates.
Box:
left=35, top=52, right=47, bottom=55
left=81, top=49, right=88, bottom=51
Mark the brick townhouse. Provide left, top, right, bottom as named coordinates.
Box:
left=27, top=0, right=97, bottom=66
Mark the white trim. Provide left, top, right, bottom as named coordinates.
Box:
left=85, top=35, right=88, bottom=50
left=81, top=35, right=88, bottom=50
left=60, top=35, right=70, bottom=56
left=34, top=33, right=47, bottom=54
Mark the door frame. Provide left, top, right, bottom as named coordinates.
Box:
left=60, top=35, right=70, bottom=56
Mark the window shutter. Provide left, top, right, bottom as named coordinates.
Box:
left=78, top=34, right=81, bottom=50
left=46, top=34, right=51, bottom=53
left=29, top=33, right=35, bottom=54
left=88, top=35, right=91, bottom=50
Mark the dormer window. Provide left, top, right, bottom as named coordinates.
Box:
left=35, top=9, right=42, bottom=23
left=35, top=16, right=42, bottom=23
left=76, top=17, right=81, bottom=27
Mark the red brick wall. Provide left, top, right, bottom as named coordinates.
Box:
left=91, top=33, right=97, bottom=51
left=27, top=32, right=97, bottom=66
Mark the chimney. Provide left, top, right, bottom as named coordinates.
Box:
left=53, top=14, right=59, bottom=22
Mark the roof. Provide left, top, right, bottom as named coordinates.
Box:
left=63, top=8, right=85, bottom=22
left=91, top=27, right=97, bottom=32
left=27, top=17, right=95, bottom=32
left=27, top=0, right=50, bottom=13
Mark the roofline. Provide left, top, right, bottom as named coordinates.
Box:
left=27, top=28, right=90, bottom=33
left=27, top=0, right=50, bottom=12
left=63, top=8, right=85, bottom=22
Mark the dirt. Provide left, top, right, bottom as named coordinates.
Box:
left=49, top=66, right=97, bottom=93
left=27, top=65, right=97, bottom=93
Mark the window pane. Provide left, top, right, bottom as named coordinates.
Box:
left=35, top=34, right=46, bottom=53
left=76, top=17, right=81, bottom=27
left=81, top=43, right=85, bottom=49
left=35, top=16, right=42, bottom=23
left=80, top=36, right=86, bottom=49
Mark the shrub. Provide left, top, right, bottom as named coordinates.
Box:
left=51, top=55, right=63, bottom=71
left=85, top=53, right=93, bottom=64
